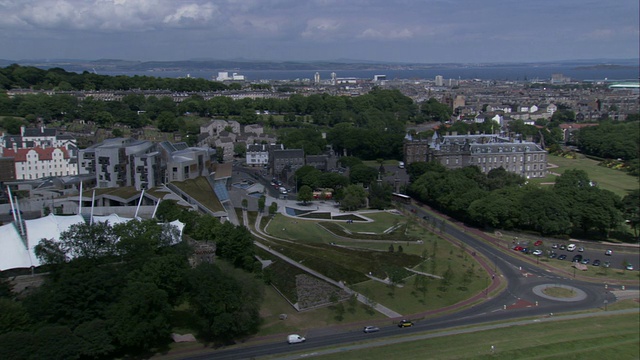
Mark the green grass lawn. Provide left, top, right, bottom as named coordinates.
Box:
left=545, top=154, right=639, bottom=197
left=306, top=312, right=640, bottom=360
left=171, top=177, right=224, bottom=212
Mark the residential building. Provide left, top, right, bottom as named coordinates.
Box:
left=2, top=146, right=77, bottom=180
left=246, top=144, right=269, bottom=166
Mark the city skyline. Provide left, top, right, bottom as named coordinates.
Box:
left=0, top=0, right=638, bottom=64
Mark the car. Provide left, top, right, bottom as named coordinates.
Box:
left=592, top=259, right=601, bottom=266
left=534, top=240, right=543, bottom=247
left=626, top=264, right=635, bottom=271
left=363, top=326, right=380, bottom=333
left=551, top=243, right=559, bottom=249
left=578, top=247, right=585, bottom=252
left=605, top=249, right=613, bottom=256
left=549, top=252, right=558, bottom=259
left=580, top=258, right=590, bottom=265
left=398, top=320, right=414, bottom=328
left=287, top=334, right=306, bottom=344
left=533, top=249, right=543, bottom=256
left=513, top=246, right=523, bottom=251
left=558, top=254, right=567, bottom=260
left=603, top=261, right=611, bottom=268
left=521, top=247, right=529, bottom=253
left=567, top=244, right=577, bottom=251
left=559, top=244, right=567, bottom=251
left=572, top=254, right=583, bottom=262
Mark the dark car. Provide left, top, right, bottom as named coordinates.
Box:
left=592, top=259, right=601, bottom=267
left=572, top=254, right=583, bottom=262
left=558, top=254, right=567, bottom=260
left=603, top=261, right=611, bottom=268
left=559, top=244, right=567, bottom=250
left=581, top=258, right=590, bottom=265
left=363, top=326, right=380, bottom=333
left=398, top=320, right=414, bottom=328
left=549, top=253, right=557, bottom=259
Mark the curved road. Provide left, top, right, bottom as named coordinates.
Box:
left=180, top=187, right=636, bottom=360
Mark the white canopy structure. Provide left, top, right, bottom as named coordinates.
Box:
left=24, top=214, right=85, bottom=267
left=0, top=223, right=32, bottom=271
left=0, top=214, right=185, bottom=272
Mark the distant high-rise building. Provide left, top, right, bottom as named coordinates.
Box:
left=435, top=75, right=444, bottom=86
left=331, top=72, right=337, bottom=85
left=314, top=72, right=320, bottom=84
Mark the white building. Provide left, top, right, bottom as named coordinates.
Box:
left=246, top=144, right=269, bottom=166
left=2, top=146, right=78, bottom=180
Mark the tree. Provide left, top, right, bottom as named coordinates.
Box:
left=368, top=181, right=393, bottom=210
left=0, top=298, right=30, bottom=335
left=107, top=281, right=172, bottom=350
left=187, top=263, right=263, bottom=342
left=349, top=164, right=378, bottom=184
left=297, top=185, right=314, bottom=204
left=234, top=143, right=246, bottom=157
left=341, top=185, right=367, bottom=211
left=214, top=222, right=255, bottom=270
left=35, top=221, right=118, bottom=265
left=621, top=190, right=640, bottom=241
left=74, top=320, right=115, bottom=359
left=269, top=202, right=278, bottom=216
left=421, top=98, right=453, bottom=122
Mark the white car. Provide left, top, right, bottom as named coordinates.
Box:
left=287, top=334, right=306, bottom=344
left=532, top=249, right=543, bottom=256
left=566, top=244, right=577, bottom=251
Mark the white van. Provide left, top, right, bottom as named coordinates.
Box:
left=567, top=244, right=577, bottom=252
left=287, top=334, right=306, bottom=344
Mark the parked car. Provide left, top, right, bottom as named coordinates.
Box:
left=580, top=258, right=590, bottom=265
left=287, top=334, right=306, bottom=344
left=513, top=246, right=523, bottom=251
left=592, top=259, right=601, bottom=266
left=549, top=253, right=558, bottom=259
left=534, top=240, right=543, bottom=246
left=559, top=244, right=567, bottom=250
left=521, top=247, right=529, bottom=253
left=551, top=243, right=559, bottom=249
left=363, top=326, right=380, bottom=333
left=398, top=320, right=414, bottom=328
left=558, top=254, right=567, bottom=260
left=533, top=249, right=543, bottom=256
left=603, top=261, right=611, bottom=268
left=626, top=264, right=634, bottom=271
left=605, top=249, right=613, bottom=256
left=578, top=247, right=585, bottom=252
left=567, top=244, right=577, bottom=251
left=572, top=254, right=583, bottom=262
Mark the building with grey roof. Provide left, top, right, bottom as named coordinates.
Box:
left=404, top=132, right=547, bottom=179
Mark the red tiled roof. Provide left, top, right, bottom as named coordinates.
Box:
left=2, top=147, right=69, bottom=162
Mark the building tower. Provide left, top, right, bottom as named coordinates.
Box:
left=435, top=75, right=444, bottom=87
left=314, top=72, right=320, bottom=84
left=331, top=72, right=337, bottom=85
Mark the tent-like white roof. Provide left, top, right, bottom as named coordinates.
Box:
left=92, top=214, right=137, bottom=226
left=24, top=214, right=85, bottom=267
left=1, top=214, right=185, bottom=271
left=0, top=223, right=32, bottom=270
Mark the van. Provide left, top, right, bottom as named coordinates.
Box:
left=287, top=334, right=306, bottom=344
left=567, top=244, right=576, bottom=252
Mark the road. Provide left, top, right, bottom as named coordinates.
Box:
left=183, top=176, right=637, bottom=360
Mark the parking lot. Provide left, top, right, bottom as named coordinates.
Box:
left=512, top=241, right=638, bottom=271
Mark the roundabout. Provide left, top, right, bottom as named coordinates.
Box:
left=532, top=284, right=588, bottom=302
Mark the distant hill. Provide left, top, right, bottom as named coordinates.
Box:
left=1, top=58, right=637, bottom=74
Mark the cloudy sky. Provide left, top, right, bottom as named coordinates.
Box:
left=0, top=0, right=638, bottom=63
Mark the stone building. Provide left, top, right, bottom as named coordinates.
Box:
left=404, top=132, right=548, bottom=179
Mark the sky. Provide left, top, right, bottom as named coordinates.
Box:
left=0, top=0, right=638, bottom=63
